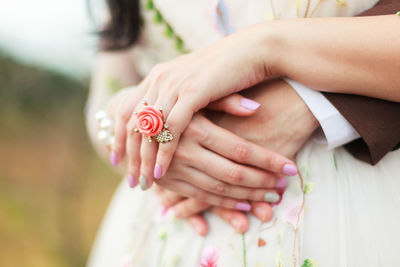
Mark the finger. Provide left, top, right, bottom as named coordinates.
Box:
left=187, top=215, right=208, bottom=236
left=139, top=134, right=158, bottom=190
left=109, top=94, right=132, bottom=166
left=210, top=206, right=249, bottom=233
left=251, top=202, right=273, bottom=222
left=190, top=145, right=278, bottom=188
left=125, top=116, right=142, bottom=188
left=158, top=179, right=252, bottom=211
left=157, top=189, right=184, bottom=207
left=110, top=87, right=145, bottom=166
left=207, top=94, right=261, bottom=116
left=172, top=198, right=210, bottom=218
left=199, top=118, right=298, bottom=176
left=185, top=165, right=280, bottom=203
left=155, top=100, right=194, bottom=179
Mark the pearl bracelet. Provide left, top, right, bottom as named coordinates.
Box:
left=95, top=110, right=115, bottom=148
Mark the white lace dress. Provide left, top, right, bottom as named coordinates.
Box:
left=87, top=0, right=400, bottom=266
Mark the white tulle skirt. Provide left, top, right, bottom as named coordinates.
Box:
left=87, top=141, right=400, bottom=267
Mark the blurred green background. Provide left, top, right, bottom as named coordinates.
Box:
left=0, top=51, right=119, bottom=267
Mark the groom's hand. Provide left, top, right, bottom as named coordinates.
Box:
left=210, top=78, right=319, bottom=158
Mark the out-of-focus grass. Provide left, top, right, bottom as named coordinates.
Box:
left=0, top=52, right=119, bottom=267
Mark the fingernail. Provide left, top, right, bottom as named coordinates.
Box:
left=254, top=207, right=267, bottom=221
left=235, top=202, right=251, bottom=211
left=193, top=220, right=205, bottom=235
left=283, top=164, right=298, bottom=176
left=154, top=163, right=162, bottom=179
left=276, top=177, right=287, bottom=189
left=127, top=174, right=136, bottom=188
left=231, top=218, right=243, bottom=232
left=264, top=192, right=280, bottom=203
left=110, top=151, right=118, bottom=167
left=240, top=98, right=261, bottom=111
left=139, top=175, right=147, bottom=190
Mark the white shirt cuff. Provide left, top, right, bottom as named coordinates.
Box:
left=284, top=78, right=360, bottom=150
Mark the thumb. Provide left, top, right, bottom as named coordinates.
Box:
left=207, top=94, right=261, bottom=116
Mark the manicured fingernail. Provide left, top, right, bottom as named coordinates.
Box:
left=283, top=164, right=298, bottom=176
left=139, top=175, right=147, bottom=190
left=276, top=177, right=287, bottom=189
left=264, top=192, right=280, bottom=203
left=127, top=174, right=136, bottom=188
left=231, top=218, right=243, bottom=232
left=240, top=98, right=261, bottom=111
left=254, top=207, right=267, bottom=221
left=235, top=202, right=251, bottom=211
left=154, top=163, right=162, bottom=179
left=110, top=151, right=118, bottom=167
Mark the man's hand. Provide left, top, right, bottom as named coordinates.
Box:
left=210, top=78, right=319, bottom=158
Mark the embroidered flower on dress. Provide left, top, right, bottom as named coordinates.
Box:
left=199, top=245, right=220, bottom=267
left=284, top=205, right=302, bottom=226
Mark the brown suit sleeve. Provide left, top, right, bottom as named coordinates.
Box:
left=322, top=0, right=400, bottom=165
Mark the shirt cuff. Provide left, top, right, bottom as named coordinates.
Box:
left=284, top=78, right=360, bottom=150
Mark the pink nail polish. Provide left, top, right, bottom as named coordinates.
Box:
left=127, top=174, right=136, bottom=188
left=276, top=177, right=287, bottom=189
left=110, top=152, right=118, bottom=167
left=154, top=163, right=162, bottom=179
left=240, top=98, right=261, bottom=111
left=283, top=164, right=298, bottom=176
left=235, top=202, right=251, bottom=211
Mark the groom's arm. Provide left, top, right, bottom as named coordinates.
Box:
left=322, top=0, right=400, bottom=165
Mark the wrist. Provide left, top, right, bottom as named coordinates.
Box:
left=250, top=21, right=288, bottom=77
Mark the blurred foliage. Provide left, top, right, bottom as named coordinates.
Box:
left=0, top=52, right=119, bottom=267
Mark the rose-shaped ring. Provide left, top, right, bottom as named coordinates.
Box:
left=134, top=103, right=174, bottom=143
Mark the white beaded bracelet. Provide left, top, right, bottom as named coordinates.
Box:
left=95, top=110, right=115, bottom=148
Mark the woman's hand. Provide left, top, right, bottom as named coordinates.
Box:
left=152, top=112, right=292, bottom=210
left=154, top=186, right=274, bottom=236
left=112, top=26, right=281, bottom=188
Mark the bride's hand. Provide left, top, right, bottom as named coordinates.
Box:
left=112, top=27, right=280, bottom=188
left=154, top=186, right=274, bottom=236
left=152, top=111, right=292, bottom=210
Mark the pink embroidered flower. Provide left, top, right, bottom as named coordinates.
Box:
left=284, top=205, right=302, bottom=226
left=199, top=245, right=219, bottom=267
left=137, top=106, right=164, bottom=137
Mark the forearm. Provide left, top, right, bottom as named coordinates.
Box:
left=262, top=15, right=400, bottom=101
left=86, top=49, right=141, bottom=158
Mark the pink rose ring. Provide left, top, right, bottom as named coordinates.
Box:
left=134, top=101, right=174, bottom=143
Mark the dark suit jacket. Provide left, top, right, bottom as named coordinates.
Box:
left=323, top=0, right=400, bottom=165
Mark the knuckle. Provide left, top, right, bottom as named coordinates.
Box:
left=186, top=121, right=208, bottom=142
left=265, top=154, right=279, bottom=171
left=226, top=167, right=243, bottom=184
left=174, top=145, right=191, bottom=161
left=116, top=107, right=132, bottom=122
left=261, top=174, right=276, bottom=188
left=233, top=143, right=250, bottom=162
left=192, top=190, right=206, bottom=201
left=213, top=182, right=226, bottom=194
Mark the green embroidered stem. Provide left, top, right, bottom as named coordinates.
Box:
left=333, top=152, right=338, bottom=171
left=242, top=233, right=247, bottom=267
left=145, top=0, right=188, bottom=53
left=156, top=228, right=168, bottom=267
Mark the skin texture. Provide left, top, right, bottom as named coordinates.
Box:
left=111, top=15, right=400, bottom=190
left=157, top=79, right=318, bottom=235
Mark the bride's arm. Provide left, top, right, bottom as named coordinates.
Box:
left=262, top=15, right=400, bottom=101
